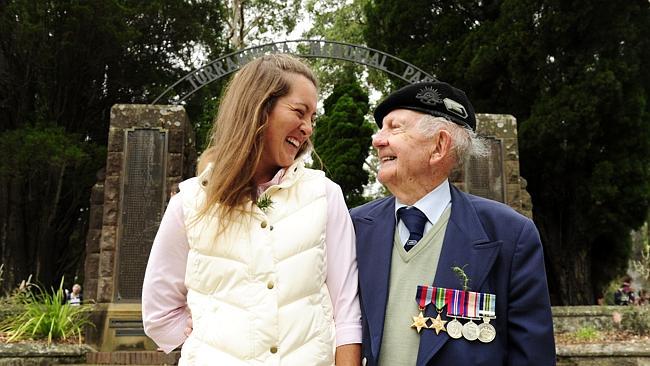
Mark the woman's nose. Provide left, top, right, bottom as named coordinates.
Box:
left=300, top=119, right=313, bottom=136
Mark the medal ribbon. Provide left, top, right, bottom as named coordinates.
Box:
left=415, top=285, right=434, bottom=309
left=447, top=289, right=466, bottom=317
left=434, top=287, right=447, bottom=311
left=479, top=293, right=496, bottom=318
left=466, top=291, right=480, bottom=318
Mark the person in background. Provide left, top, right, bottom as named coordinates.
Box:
left=614, top=276, right=636, bottom=305
left=65, top=283, right=82, bottom=306
left=350, top=81, right=555, bottom=365
left=142, top=54, right=361, bottom=365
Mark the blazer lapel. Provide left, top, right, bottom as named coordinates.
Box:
left=355, top=197, right=396, bottom=362
left=416, top=185, right=502, bottom=366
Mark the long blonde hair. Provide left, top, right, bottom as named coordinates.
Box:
left=196, top=54, right=317, bottom=222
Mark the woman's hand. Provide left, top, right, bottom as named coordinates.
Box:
left=335, top=343, right=361, bottom=365
left=183, top=314, right=193, bottom=337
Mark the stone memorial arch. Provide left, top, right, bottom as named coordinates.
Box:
left=84, top=40, right=531, bottom=351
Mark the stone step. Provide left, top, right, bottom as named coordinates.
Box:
left=85, top=351, right=180, bottom=365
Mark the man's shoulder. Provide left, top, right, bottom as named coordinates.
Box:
left=349, top=195, right=393, bottom=218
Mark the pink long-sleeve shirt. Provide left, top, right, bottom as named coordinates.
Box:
left=142, top=170, right=362, bottom=353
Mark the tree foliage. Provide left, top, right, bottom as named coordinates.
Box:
left=223, top=0, right=301, bottom=49
left=0, top=0, right=226, bottom=292
left=313, top=78, right=373, bottom=207
left=364, top=0, right=650, bottom=304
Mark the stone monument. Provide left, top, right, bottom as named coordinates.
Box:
left=452, top=113, right=532, bottom=218
left=84, top=104, right=195, bottom=351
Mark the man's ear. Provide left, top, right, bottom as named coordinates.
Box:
left=430, top=129, right=452, bottom=164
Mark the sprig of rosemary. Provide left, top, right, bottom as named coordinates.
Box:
left=256, top=194, right=274, bottom=212
left=452, top=264, right=471, bottom=291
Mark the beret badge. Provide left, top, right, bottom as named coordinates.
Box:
left=416, top=86, right=443, bottom=105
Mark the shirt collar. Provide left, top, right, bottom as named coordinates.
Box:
left=394, top=179, right=452, bottom=225
left=257, top=168, right=285, bottom=196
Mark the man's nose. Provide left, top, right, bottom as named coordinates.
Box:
left=372, top=130, right=388, bottom=147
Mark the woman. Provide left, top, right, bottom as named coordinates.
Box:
left=142, top=54, right=362, bottom=365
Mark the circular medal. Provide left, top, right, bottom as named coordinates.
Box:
left=447, top=318, right=463, bottom=339
left=462, top=320, right=479, bottom=341
left=478, top=322, right=496, bottom=343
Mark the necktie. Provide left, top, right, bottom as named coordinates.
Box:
left=397, top=206, right=428, bottom=252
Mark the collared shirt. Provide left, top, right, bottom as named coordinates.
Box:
left=394, top=179, right=452, bottom=246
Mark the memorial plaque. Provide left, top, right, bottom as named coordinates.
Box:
left=116, top=128, right=168, bottom=301
left=466, top=138, right=505, bottom=203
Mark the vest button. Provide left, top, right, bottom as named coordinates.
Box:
left=261, top=221, right=267, bottom=228
left=269, top=225, right=274, bottom=231
left=267, top=281, right=274, bottom=289
left=270, top=346, right=278, bottom=354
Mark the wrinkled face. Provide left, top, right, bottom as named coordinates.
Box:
left=257, top=73, right=317, bottom=182
left=372, top=109, right=435, bottom=191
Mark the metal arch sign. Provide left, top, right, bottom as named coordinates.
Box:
left=152, top=39, right=436, bottom=105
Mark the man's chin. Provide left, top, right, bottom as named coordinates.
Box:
left=377, top=173, right=395, bottom=190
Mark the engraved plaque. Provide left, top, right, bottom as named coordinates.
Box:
left=116, top=128, right=167, bottom=301
left=466, top=138, right=505, bottom=202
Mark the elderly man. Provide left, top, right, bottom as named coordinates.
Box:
left=350, top=81, right=555, bottom=366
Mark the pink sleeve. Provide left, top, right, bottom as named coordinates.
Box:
left=325, top=180, right=363, bottom=346
left=142, top=193, right=190, bottom=353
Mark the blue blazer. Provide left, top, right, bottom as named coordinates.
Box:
left=350, top=184, right=556, bottom=366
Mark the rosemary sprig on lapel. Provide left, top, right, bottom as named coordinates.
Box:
left=256, top=194, right=274, bottom=213
left=452, top=264, right=471, bottom=291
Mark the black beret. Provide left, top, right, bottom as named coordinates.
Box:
left=373, top=81, right=476, bottom=131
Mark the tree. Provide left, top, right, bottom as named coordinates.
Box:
left=313, top=78, right=373, bottom=207
left=223, top=0, right=301, bottom=49
left=0, top=0, right=227, bottom=292
left=364, top=0, right=650, bottom=304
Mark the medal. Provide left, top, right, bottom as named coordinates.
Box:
left=461, top=319, right=479, bottom=341
left=411, top=311, right=429, bottom=333
left=477, top=293, right=497, bottom=343
left=446, top=318, right=463, bottom=339
left=478, top=318, right=496, bottom=343
left=427, top=287, right=448, bottom=334
left=429, top=313, right=447, bottom=335
left=412, top=286, right=434, bottom=333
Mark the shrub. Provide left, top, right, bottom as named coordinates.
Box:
left=0, top=279, right=93, bottom=344
left=573, top=326, right=600, bottom=342
left=621, top=307, right=650, bottom=336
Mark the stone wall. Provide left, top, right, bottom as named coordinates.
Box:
left=0, top=344, right=94, bottom=366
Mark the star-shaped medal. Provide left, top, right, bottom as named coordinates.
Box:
left=411, top=311, right=429, bottom=333
left=429, top=313, right=448, bottom=335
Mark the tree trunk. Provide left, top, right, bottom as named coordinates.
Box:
left=534, top=203, right=594, bottom=305
left=0, top=175, right=30, bottom=293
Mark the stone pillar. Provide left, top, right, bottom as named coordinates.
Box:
left=84, top=104, right=195, bottom=351
left=451, top=113, right=532, bottom=218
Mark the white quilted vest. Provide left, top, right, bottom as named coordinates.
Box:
left=178, top=160, right=335, bottom=365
